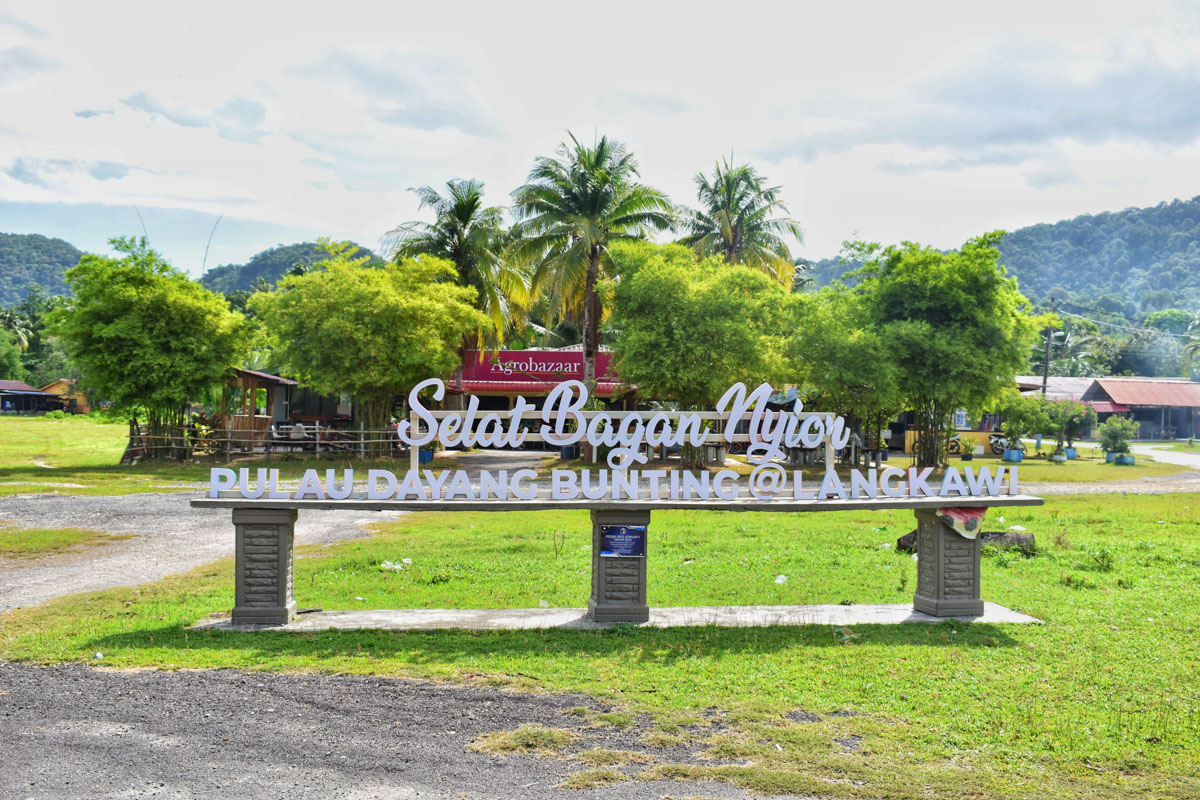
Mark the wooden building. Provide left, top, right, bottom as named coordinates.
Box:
left=220, top=369, right=298, bottom=450
left=39, top=378, right=90, bottom=414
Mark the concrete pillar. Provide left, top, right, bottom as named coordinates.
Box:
left=912, top=509, right=984, bottom=617
left=587, top=510, right=650, bottom=623
left=232, top=508, right=297, bottom=625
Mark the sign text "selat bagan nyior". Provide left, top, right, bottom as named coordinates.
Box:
left=397, top=378, right=851, bottom=469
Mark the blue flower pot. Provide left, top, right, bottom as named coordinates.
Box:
left=1116, top=454, right=1135, bottom=465
left=1064, top=447, right=1077, bottom=459
left=1003, top=449, right=1022, bottom=463
left=1105, top=452, right=1115, bottom=463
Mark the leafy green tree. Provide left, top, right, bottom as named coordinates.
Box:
left=511, top=133, right=673, bottom=391
left=201, top=241, right=380, bottom=293
left=250, top=242, right=486, bottom=451
left=786, top=289, right=903, bottom=447
left=20, top=336, right=78, bottom=388
left=51, top=237, right=248, bottom=456
left=610, top=248, right=791, bottom=466
left=677, top=159, right=803, bottom=288
left=0, top=329, right=23, bottom=381
left=1144, top=308, right=1193, bottom=335
left=855, top=233, right=1037, bottom=467
left=998, top=392, right=1051, bottom=448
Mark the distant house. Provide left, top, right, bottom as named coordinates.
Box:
left=1081, top=378, right=1200, bottom=440
left=40, top=378, right=89, bottom=414
left=1015, top=376, right=1200, bottom=439
left=0, top=380, right=66, bottom=414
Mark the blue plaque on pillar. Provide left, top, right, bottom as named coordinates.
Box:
left=600, top=525, right=646, bottom=558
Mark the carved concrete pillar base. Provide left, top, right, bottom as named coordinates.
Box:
left=232, top=508, right=297, bottom=625
left=913, top=508, right=984, bottom=617
left=587, top=510, right=650, bottom=623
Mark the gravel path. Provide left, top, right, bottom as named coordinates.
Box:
left=1024, top=468, right=1200, bottom=495
left=0, top=452, right=553, bottom=614
left=0, top=492, right=401, bottom=613
left=0, top=663, right=772, bottom=800
left=1132, top=443, right=1200, bottom=469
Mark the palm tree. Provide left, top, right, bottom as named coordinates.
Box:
left=1030, top=324, right=1104, bottom=377
left=1183, top=311, right=1200, bottom=373
left=0, top=308, right=33, bottom=351
left=386, top=179, right=523, bottom=348
left=510, top=133, right=674, bottom=389
left=386, top=179, right=528, bottom=399
left=678, top=159, right=803, bottom=287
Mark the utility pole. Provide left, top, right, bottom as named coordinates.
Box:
left=1042, top=296, right=1056, bottom=397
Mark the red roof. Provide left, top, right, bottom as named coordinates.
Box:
left=1086, top=401, right=1131, bottom=414
left=460, top=380, right=628, bottom=397
left=0, top=380, right=39, bottom=392
left=1095, top=379, right=1200, bottom=408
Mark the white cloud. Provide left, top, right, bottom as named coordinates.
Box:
left=0, top=44, right=55, bottom=85
left=0, top=0, right=1198, bottom=271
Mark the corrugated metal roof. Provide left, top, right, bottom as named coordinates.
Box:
left=1086, top=401, right=1131, bottom=413
left=1095, top=379, right=1200, bottom=407
left=1014, top=376, right=1095, bottom=401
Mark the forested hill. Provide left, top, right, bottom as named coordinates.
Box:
left=200, top=241, right=380, bottom=293
left=803, top=196, right=1200, bottom=310
left=0, top=233, right=82, bottom=303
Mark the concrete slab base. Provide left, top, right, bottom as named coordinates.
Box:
left=194, top=601, right=1040, bottom=632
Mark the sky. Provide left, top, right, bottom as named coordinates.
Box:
left=3, top=1, right=1200, bottom=277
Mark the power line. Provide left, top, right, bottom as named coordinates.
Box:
left=1057, top=309, right=1196, bottom=339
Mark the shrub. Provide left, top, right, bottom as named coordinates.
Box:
left=1098, top=416, right=1139, bottom=454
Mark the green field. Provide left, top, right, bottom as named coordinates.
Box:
left=1155, top=442, right=1199, bottom=453
left=3, top=493, right=1198, bottom=798
left=0, top=526, right=133, bottom=558
left=0, top=416, right=455, bottom=496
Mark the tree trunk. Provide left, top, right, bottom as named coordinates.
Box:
left=582, top=247, right=600, bottom=394
left=449, top=334, right=472, bottom=412
left=914, top=399, right=947, bottom=469
left=358, top=394, right=393, bottom=458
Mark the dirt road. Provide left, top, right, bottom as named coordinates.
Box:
left=0, top=663, right=767, bottom=800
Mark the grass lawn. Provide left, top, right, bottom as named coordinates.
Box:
left=1155, top=442, right=1199, bottom=453
left=0, top=416, right=454, bottom=497
left=0, top=526, right=133, bottom=558
left=2, top=493, right=1198, bottom=798
left=544, top=447, right=1190, bottom=485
